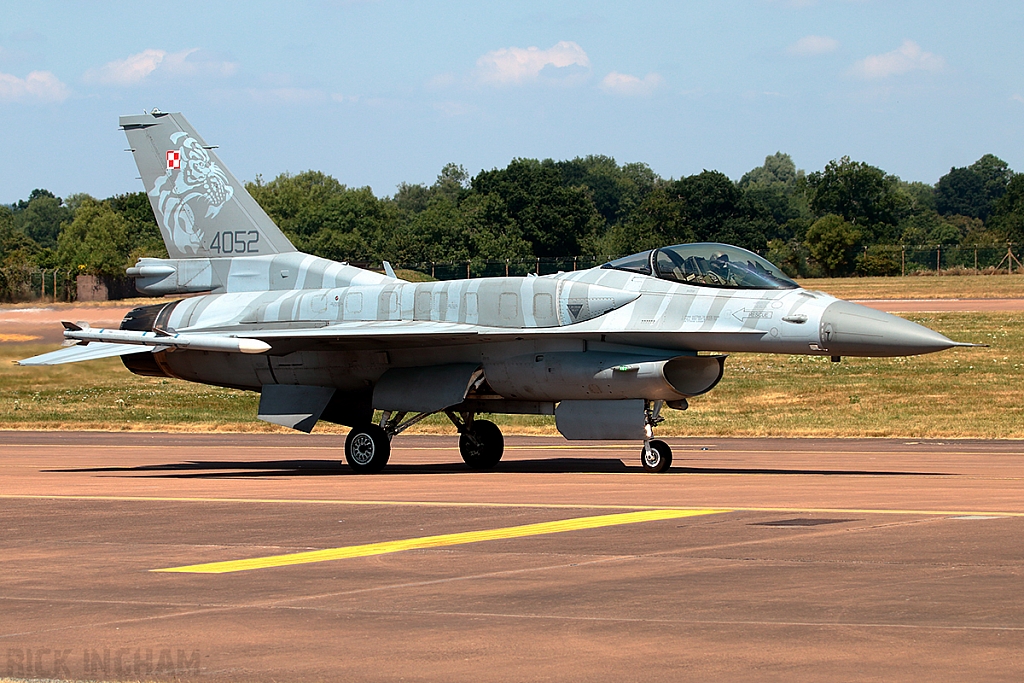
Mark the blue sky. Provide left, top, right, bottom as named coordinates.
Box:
left=2, top=1, right=1023, bottom=204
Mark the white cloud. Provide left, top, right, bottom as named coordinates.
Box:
left=83, top=48, right=237, bottom=86
left=476, top=41, right=590, bottom=85
left=787, top=35, right=839, bottom=56
left=0, top=70, right=69, bottom=103
left=161, top=49, right=237, bottom=78
left=600, top=71, right=663, bottom=96
left=851, top=40, right=945, bottom=79
left=84, top=49, right=165, bottom=85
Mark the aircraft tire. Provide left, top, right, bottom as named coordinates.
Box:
left=345, top=424, right=391, bottom=474
left=641, top=439, right=672, bottom=473
left=459, top=420, right=504, bottom=470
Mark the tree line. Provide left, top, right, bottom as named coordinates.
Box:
left=3, top=151, right=1024, bottom=296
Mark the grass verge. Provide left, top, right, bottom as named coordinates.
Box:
left=797, top=273, right=1024, bottom=300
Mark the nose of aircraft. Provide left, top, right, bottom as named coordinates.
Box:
left=819, top=300, right=965, bottom=357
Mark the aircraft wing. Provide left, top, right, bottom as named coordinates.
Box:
left=232, top=320, right=484, bottom=339
left=17, top=342, right=155, bottom=366
left=20, top=319, right=769, bottom=364
left=196, top=320, right=766, bottom=352
left=217, top=320, right=485, bottom=349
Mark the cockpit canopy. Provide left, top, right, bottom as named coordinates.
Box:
left=602, top=243, right=798, bottom=290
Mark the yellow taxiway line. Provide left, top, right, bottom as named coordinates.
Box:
left=153, top=508, right=727, bottom=574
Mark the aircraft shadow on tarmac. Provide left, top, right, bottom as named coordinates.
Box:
left=46, top=459, right=951, bottom=478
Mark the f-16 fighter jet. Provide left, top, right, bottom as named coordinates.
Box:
left=19, top=111, right=979, bottom=473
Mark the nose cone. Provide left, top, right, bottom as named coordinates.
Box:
left=819, top=300, right=958, bottom=357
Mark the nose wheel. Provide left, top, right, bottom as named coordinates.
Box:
left=641, top=439, right=672, bottom=473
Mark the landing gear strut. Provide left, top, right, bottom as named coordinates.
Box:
left=448, top=411, right=505, bottom=470
left=641, top=400, right=672, bottom=473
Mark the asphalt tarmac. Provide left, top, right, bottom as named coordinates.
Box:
left=2, top=432, right=1024, bottom=681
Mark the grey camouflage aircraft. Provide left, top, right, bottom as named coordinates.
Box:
left=19, top=111, right=980, bottom=473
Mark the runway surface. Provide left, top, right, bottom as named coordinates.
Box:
left=2, top=431, right=1024, bottom=681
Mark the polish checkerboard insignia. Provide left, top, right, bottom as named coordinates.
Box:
left=166, top=150, right=181, bottom=170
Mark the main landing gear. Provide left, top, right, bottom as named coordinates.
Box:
left=344, top=409, right=432, bottom=474
left=449, top=411, right=505, bottom=470
left=344, top=409, right=506, bottom=474
left=344, top=423, right=391, bottom=474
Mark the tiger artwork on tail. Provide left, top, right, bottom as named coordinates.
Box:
left=149, top=131, right=234, bottom=255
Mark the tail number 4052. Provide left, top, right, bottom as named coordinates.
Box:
left=210, top=230, right=260, bottom=254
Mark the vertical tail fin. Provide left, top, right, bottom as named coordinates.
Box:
left=120, top=110, right=296, bottom=259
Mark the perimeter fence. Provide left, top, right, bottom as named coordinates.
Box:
left=858, top=244, right=1023, bottom=277
left=0, top=268, right=76, bottom=303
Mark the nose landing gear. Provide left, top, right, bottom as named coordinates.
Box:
left=641, top=400, right=673, bottom=473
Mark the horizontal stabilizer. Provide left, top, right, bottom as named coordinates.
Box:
left=17, top=343, right=153, bottom=366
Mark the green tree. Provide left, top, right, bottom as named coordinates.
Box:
left=56, top=198, right=130, bottom=276
left=392, top=182, right=431, bottom=214
left=0, top=206, right=37, bottom=264
left=935, top=154, right=1013, bottom=221
left=856, top=246, right=901, bottom=276
left=13, top=189, right=74, bottom=249
left=806, top=157, right=900, bottom=242
left=896, top=180, right=936, bottom=213
left=107, top=192, right=166, bottom=259
left=611, top=170, right=770, bottom=254
left=804, top=214, right=861, bottom=277
left=471, top=159, right=603, bottom=257
left=989, top=174, right=1024, bottom=244
left=764, top=238, right=808, bottom=278
left=555, top=155, right=659, bottom=227
left=899, top=210, right=962, bottom=246
left=952, top=215, right=1001, bottom=247
left=0, top=206, right=38, bottom=300
left=247, top=171, right=397, bottom=261
left=390, top=163, right=470, bottom=216
left=738, top=152, right=810, bottom=235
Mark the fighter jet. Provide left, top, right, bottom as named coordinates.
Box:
left=19, top=111, right=979, bottom=473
